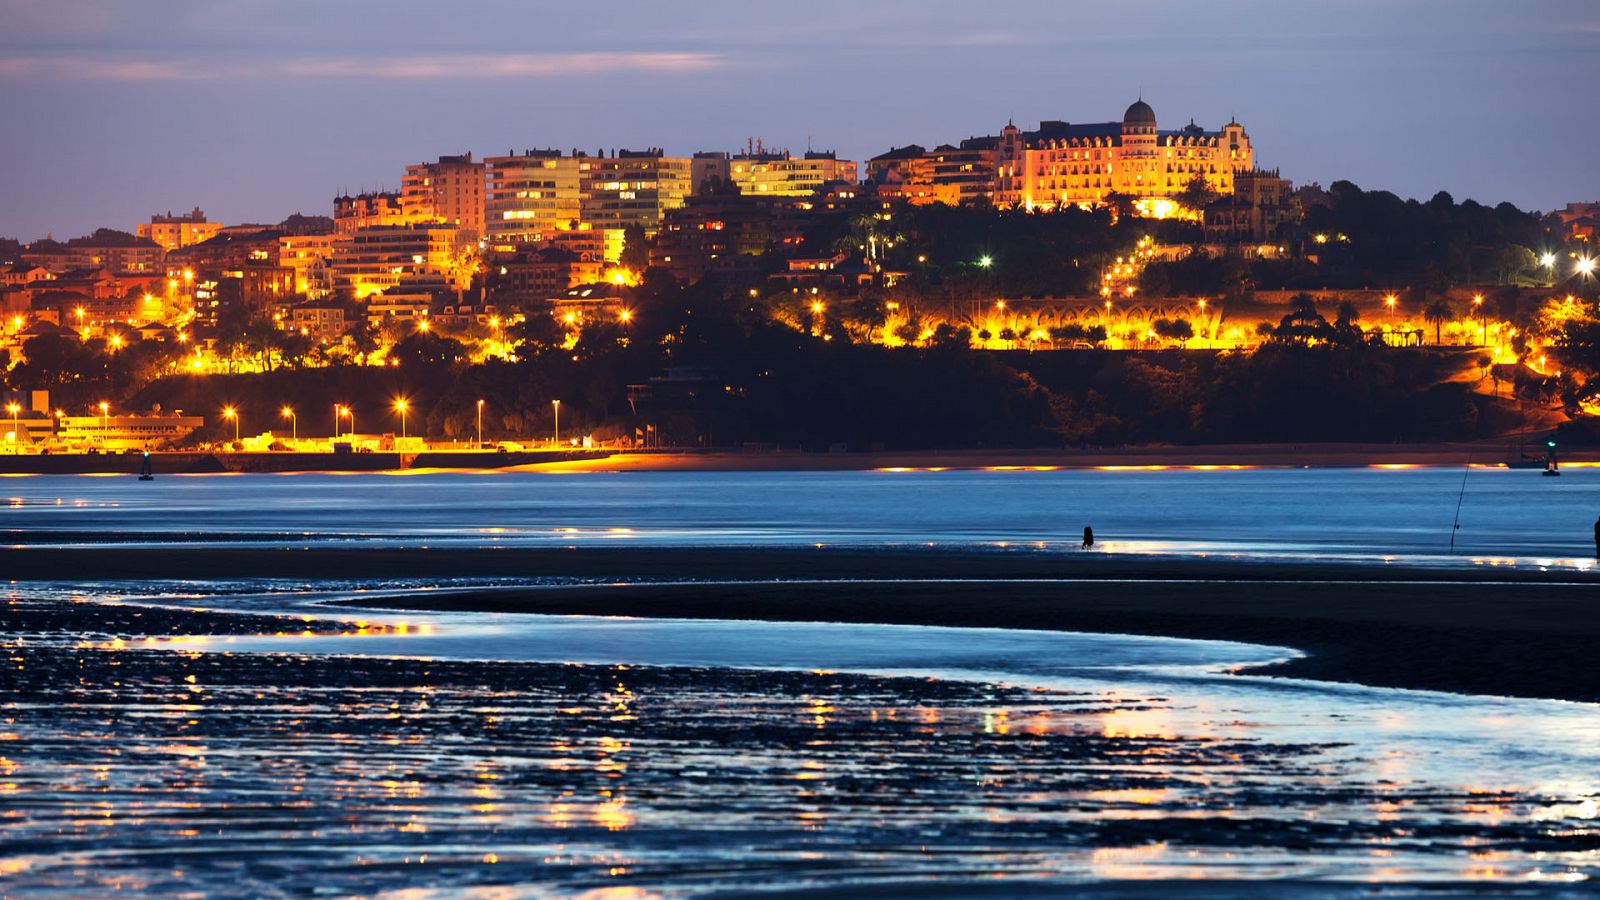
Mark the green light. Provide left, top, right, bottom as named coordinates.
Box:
left=978, top=256, right=993, bottom=269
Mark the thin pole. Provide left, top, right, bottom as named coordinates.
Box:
left=1449, top=453, right=1472, bottom=553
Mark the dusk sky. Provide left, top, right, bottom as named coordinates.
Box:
left=1, top=0, right=1594, bottom=240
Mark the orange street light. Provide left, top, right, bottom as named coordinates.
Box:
left=222, top=406, right=239, bottom=443
left=394, top=398, right=409, bottom=439
left=475, top=399, right=484, bottom=448
left=98, top=401, right=109, bottom=434
left=552, top=399, right=560, bottom=446
left=6, top=402, right=18, bottom=453
left=281, top=406, right=296, bottom=442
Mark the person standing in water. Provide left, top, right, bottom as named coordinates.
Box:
left=1082, top=525, right=1094, bottom=549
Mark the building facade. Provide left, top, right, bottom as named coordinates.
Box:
left=333, top=192, right=411, bottom=235
left=727, top=151, right=857, bottom=198
left=484, top=150, right=584, bottom=248
left=137, top=208, right=224, bottom=251
left=331, top=224, right=470, bottom=299
left=579, top=150, right=693, bottom=235
left=401, top=153, right=486, bottom=241
left=987, top=100, right=1254, bottom=213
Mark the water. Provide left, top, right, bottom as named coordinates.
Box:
left=3, top=465, right=1599, bottom=565
left=3, top=468, right=1600, bottom=895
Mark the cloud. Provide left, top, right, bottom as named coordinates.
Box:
left=280, top=52, right=723, bottom=79
left=0, top=51, right=725, bottom=82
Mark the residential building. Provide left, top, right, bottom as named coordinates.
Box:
left=289, top=298, right=347, bottom=342
left=333, top=191, right=410, bottom=235
left=331, top=224, right=471, bottom=299
left=278, top=234, right=336, bottom=298
left=136, top=208, right=223, bottom=251
left=579, top=149, right=693, bottom=235
left=728, top=151, right=858, bottom=198
left=402, top=153, right=486, bottom=240
left=484, top=150, right=583, bottom=248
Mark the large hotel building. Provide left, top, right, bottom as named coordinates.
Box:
left=873, top=99, right=1256, bottom=215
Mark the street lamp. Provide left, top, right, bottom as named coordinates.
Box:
left=552, top=399, right=560, bottom=446
left=281, top=406, right=296, bottom=442
left=475, top=399, right=484, bottom=448
left=340, top=406, right=354, bottom=441
left=6, top=403, right=18, bottom=453
left=1578, top=257, right=1597, bottom=279
left=1472, top=294, right=1485, bottom=346
left=394, top=398, right=409, bottom=439
left=1385, top=294, right=1397, bottom=329
left=333, top=404, right=342, bottom=439
left=99, top=402, right=109, bottom=434
left=977, top=255, right=993, bottom=269
left=222, top=406, right=239, bottom=444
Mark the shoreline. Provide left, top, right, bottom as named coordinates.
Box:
left=0, top=441, right=1588, bottom=475
left=14, top=545, right=1600, bottom=703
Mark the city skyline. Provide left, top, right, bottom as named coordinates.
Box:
left=1, top=0, right=1595, bottom=238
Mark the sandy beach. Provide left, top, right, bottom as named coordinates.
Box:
left=11, top=544, right=1600, bottom=702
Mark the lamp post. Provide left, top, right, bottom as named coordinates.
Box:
left=552, top=399, right=560, bottom=446
left=394, top=399, right=409, bottom=439
left=1473, top=294, right=1485, bottom=347
left=333, top=404, right=341, bottom=439
left=281, top=407, right=296, bottom=443
left=475, top=399, right=484, bottom=448
left=341, top=406, right=354, bottom=442
left=222, top=406, right=239, bottom=444
left=1385, top=294, right=1397, bottom=332
left=99, top=402, right=109, bottom=435
left=6, top=403, right=18, bottom=454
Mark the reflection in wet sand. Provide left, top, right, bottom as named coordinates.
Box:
left=3, top=593, right=1600, bottom=896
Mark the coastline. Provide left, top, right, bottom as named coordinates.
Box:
left=0, top=440, right=1586, bottom=476
left=528, top=442, right=1588, bottom=473
left=15, top=544, right=1600, bottom=703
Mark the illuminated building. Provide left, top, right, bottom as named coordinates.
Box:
left=980, top=100, right=1254, bottom=212
left=868, top=145, right=995, bottom=206
left=333, top=191, right=411, bottom=235
left=1203, top=168, right=1295, bottom=243
left=652, top=191, right=775, bottom=283
left=728, top=150, right=857, bottom=198
left=136, top=208, right=224, bottom=251
left=485, top=150, right=583, bottom=248
left=278, top=234, right=335, bottom=298
left=331, top=224, right=471, bottom=299
left=579, top=149, right=692, bottom=235
left=22, top=234, right=165, bottom=275
left=402, top=153, right=486, bottom=241
left=491, top=246, right=600, bottom=303
left=289, top=298, right=347, bottom=342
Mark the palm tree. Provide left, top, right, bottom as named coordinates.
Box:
left=1423, top=298, right=1455, bottom=345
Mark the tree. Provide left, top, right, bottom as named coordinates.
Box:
left=1152, top=317, right=1194, bottom=346
left=1177, top=173, right=1219, bottom=213
left=1423, top=298, right=1455, bottom=345
left=1269, top=293, right=1332, bottom=346
left=619, top=225, right=650, bottom=273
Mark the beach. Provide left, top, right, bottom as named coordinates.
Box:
left=9, top=544, right=1600, bottom=702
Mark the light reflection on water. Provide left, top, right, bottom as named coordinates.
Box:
left=3, top=581, right=1600, bottom=895
left=3, top=467, right=1600, bottom=566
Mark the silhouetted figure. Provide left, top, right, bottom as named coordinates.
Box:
left=1082, top=526, right=1094, bottom=549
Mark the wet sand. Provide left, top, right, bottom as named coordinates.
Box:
left=10, top=544, right=1600, bottom=702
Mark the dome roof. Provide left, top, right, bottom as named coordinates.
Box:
left=1123, top=99, right=1156, bottom=126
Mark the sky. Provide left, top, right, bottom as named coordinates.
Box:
left=0, top=0, right=1594, bottom=240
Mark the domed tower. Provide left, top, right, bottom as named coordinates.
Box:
left=1118, top=98, right=1159, bottom=194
